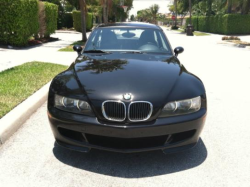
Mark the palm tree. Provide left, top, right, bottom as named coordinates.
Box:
left=79, top=0, right=87, bottom=41
left=189, top=0, right=192, bottom=25
left=149, top=4, right=159, bottom=24
left=174, top=0, right=177, bottom=27
left=137, top=9, right=150, bottom=22
left=100, top=0, right=112, bottom=24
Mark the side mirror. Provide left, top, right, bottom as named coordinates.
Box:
left=174, top=47, right=184, bottom=57
left=73, top=45, right=83, bottom=55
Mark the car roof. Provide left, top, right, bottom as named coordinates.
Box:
left=95, top=22, right=161, bottom=30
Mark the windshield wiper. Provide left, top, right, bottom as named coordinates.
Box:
left=122, top=51, right=145, bottom=54
left=84, top=50, right=111, bottom=54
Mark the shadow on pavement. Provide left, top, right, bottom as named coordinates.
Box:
left=0, top=38, right=61, bottom=51
left=53, top=138, right=207, bottom=178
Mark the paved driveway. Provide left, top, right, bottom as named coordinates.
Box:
left=0, top=31, right=85, bottom=72
left=0, top=29, right=250, bottom=187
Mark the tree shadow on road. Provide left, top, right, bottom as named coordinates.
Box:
left=53, top=138, right=207, bottom=178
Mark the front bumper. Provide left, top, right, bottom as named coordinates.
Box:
left=48, top=107, right=207, bottom=153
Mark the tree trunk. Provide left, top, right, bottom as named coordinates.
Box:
left=189, top=0, right=192, bottom=25
left=227, top=0, right=232, bottom=14
left=247, top=0, right=250, bottom=14
left=207, top=0, right=212, bottom=16
left=174, top=0, right=177, bottom=27
left=107, top=0, right=110, bottom=22
left=79, top=0, right=87, bottom=41
left=99, top=15, right=102, bottom=23
left=240, top=0, right=244, bottom=14
left=103, top=0, right=108, bottom=24
left=242, top=0, right=250, bottom=14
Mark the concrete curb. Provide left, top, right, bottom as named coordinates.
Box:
left=56, top=30, right=81, bottom=34
left=0, top=82, right=51, bottom=144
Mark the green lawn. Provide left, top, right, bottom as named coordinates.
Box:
left=59, top=41, right=85, bottom=52
left=0, top=61, right=67, bottom=118
left=194, top=32, right=210, bottom=36
left=173, top=29, right=210, bottom=36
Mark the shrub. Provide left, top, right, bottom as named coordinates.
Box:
left=224, top=14, right=250, bottom=35
left=0, top=0, right=39, bottom=46
left=44, top=2, right=58, bottom=37
left=61, top=13, right=73, bottom=28
left=73, top=11, right=93, bottom=32
left=186, top=14, right=250, bottom=35
left=73, top=11, right=82, bottom=32
left=86, top=13, right=93, bottom=31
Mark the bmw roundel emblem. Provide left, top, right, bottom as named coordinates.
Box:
left=123, top=93, right=132, bottom=100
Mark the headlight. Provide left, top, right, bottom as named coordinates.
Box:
left=54, top=94, right=94, bottom=116
left=159, top=96, right=201, bottom=117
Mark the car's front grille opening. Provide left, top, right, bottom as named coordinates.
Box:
left=170, top=130, right=196, bottom=143
left=85, top=134, right=169, bottom=149
left=102, top=101, right=126, bottom=121
left=128, top=102, right=153, bottom=121
left=58, top=127, right=86, bottom=142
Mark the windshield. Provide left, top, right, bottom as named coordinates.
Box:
left=84, top=28, right=172, bottom=54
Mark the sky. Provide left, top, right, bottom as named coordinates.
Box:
left=128, top=0, right=173, bottom=16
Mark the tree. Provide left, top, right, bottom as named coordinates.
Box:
left=65, top=0, right=133, bottom=37
left=176, top=0, right=189, bottom=25
left=137, top=8, right=154, bottom=22
left=246, top=0, right=250, bottom=14
left=88, top=5, right=102, bottom=23
left=240, top=0, right=250, bottom=14
left=149, top=4, right=159, bottom=24
left=66, top=0, right=80, bottom=9
left=130, top=14, right=135, bottom=21
left=100, top=0, right=113, bottom=24
left=174, top=0, right=177, bottom=27
left=64, top=0, right=87, bottom=41
left=227, top=0, right=232, bottom=13
left=207, top=0, right=212, bottom=15
left=189, top=0, right=192, bottom=25
left=79, top=0, right=87, bottom=41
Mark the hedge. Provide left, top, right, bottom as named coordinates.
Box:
left=225, top=14, right=250, bottom=35
left=186, top=14, right=250, bottom=35
left=73, top=11, right=93, bottom=32
left=186, top=17, right=199, bottom=31
left=60, top=12, right=73, bottom=28
left=0, top=0, right=39, bottom=46
left=86, top=13, right=93, bottom=31
left=44, top=2, right=58, bottom=37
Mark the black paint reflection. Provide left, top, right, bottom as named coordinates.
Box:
left=76, top=59, right=128, bottom=74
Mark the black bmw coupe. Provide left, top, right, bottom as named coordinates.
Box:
left=48, top=22, right=207, bottom=154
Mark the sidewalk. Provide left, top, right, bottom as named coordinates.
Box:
left=0, top=31, right=90, bottom=72
left=239, top=35, right=250, bottom=42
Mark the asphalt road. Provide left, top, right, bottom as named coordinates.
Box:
left=0, top=29, right=250, bottom=187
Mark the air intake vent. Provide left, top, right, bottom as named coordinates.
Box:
left=102, top=101, right=126, bottom=122
left=128, top=101, right=153, bottom=122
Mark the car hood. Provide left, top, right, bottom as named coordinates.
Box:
left=73, top=53, right=186, bottom=106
